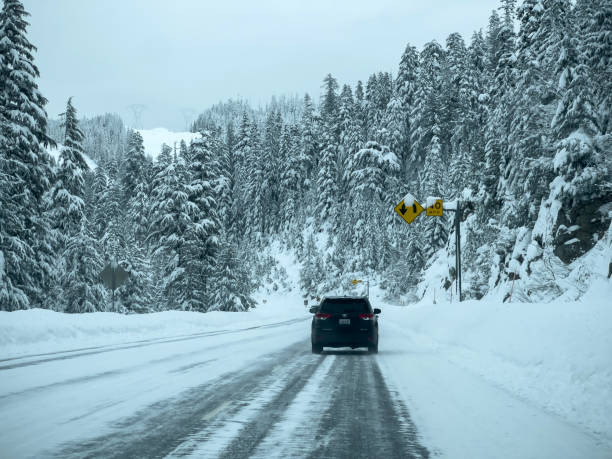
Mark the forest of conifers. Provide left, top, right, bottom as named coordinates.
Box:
left=1, top=0, right=610, bottom=312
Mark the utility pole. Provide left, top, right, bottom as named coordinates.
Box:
left=126, top=104, right=146, bottom=129
left=455, top=201, right=462, bottom=302
left=181, top=108, right=197, bottom=131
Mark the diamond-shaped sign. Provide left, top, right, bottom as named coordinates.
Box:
left=100, top=262, right=129, bottom=290
left=394, top=193, right=424, bottom=224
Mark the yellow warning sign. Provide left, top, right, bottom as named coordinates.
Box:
left=394, top=193, right=425, bottom=225
left=426, top=198, right=443, bottom=216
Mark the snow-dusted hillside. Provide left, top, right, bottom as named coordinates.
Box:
left=135, top=128, right=200, bottom=160
left=47, top=145, right=97, bottom=170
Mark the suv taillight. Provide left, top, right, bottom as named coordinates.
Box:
left=316, top=313, right=331, bottom=320
left=359, top=313, right=374, bottom=320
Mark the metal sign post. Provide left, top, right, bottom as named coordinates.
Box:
left=394, top=192, right=465, bottom=303
left=351, top=278, right=369, bottom=298
left=440, top=200, right=462, bottom=302
left=100, top=260, right=129, bottom=311
left=455, top=201, right=462, bottom=302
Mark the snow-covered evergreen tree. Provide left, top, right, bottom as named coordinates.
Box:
left=422, top=123, right=449, bottom=255
left=316, top=132, right=339, bottom=225
left=0, top=0, right=54, bottom=310
left=62, top=222, right=106, bottom=313
left=410, top=40, right=446, bottom=180
left=122, top=130, right=146, bottom=203
left=549, top=7, right=605, bottom=210
left=211, top=236, right=255, bottom=312
left=182, top=131, right=222, bottom=311
left=148, top=155, right=192, bottom=309
left=395, top=44, right=419, bottom=181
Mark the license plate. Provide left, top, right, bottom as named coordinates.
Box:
left=339, top=318, right=350, bottom=325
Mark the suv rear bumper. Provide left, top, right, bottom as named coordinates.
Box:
left=312, top=329, right=377, bottom=348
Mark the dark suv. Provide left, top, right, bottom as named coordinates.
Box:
left=310, top=296, right=381, bottom=354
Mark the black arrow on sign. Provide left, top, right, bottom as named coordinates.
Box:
left=399, top=202, right=407, bottom=215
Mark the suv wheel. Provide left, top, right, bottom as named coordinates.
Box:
left=311, top=343, right=323, bottom=354
left=368, top=340, right=378, bottom=354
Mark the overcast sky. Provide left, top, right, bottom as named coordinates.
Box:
left=23, top=0, right=499, bottom=130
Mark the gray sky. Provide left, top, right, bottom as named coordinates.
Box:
left=24, top=0, right=499, bottom=130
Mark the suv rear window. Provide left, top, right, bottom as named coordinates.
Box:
left=319, top=298, right=370, bottom=314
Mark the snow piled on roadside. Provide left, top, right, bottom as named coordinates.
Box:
left=379, top=276, right=612, bottom=445
left=0, top=243, right=308, bottom=359
left=135, top=128, right=200, bottom=159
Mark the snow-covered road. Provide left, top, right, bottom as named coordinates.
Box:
left=1, top=306, right=609, bottom=459
left=0, top=315, right=427, bottom=458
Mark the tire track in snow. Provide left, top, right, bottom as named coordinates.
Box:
left=247, top=354, right=338, bottom=458
left=51, top=340, right=319, bottom=459
left=305, top=350, right=429, bottom=459
left=168, top=354, right=335, bottom=458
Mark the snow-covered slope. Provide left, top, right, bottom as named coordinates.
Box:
left=135, top=128, right=200, bottom=160
left=47, top=145, right=97, bottom=170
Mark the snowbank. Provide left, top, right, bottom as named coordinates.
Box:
left=0, top=304, right=307, bottom=359
left=135, top=128, right=200, bottom=159
left=0, top=243, right=308, bottom=359
left=1, top=274, right=308, bottom=360
left=381, top=277, right=612, bottom=444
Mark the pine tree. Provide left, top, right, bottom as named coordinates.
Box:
left=123, top=130, right=146, bottom=203
left=382, top=94, right=405, bottom=179
left=422, top=123, right=449, bottom=254
left=411, top=41, right=446, bottom=180
left=486, top=9, right=502, bottom=72
left=62, top=222, right=106, bottom=313
left=576, top=0, right=611, bottom=135
left=262, top=110, right=283, bottom=232
left=280, top=124, right=303, bottom=228
left=50, top=98, right=88, bottom=235
left=211, top=236, right=255, bottom=312
left=245, top=122, right=266, bottom=239
left=300, top=232, right=325, bottom=296
left=395, top=44, right=419, bottom=179
left=550, top=5, right=603, bottom=208
left=354, top=80, right=368, bottom=144
left=316, top=131, right=339, bottom=225
left=337, top=84, right=356, bottom=198
left=216, top=129, right=234, bottom=232
left=350, top=140, right=399, bottom=204
left=101, top=160, right=127, bottom=262
left=50, top=98, right=105, bottom=312
left=232, top=112, right=252, bottom=234
left=483, top=3, right=517, bottom=214
left=445, top=33, right=471, bottom=197
left=148, top=157, right=192, bottom=309
left=117, top=242, right=153, bottom=313
left=320, top=73, right=339, bottom=131
left=300, top=94, right=319, bottom=186
left=90, top=165, right=109, bottom=239
left=0, top=0, right=54, bottom=310
left=504, top=0, right=554, bottom=224
left=183, top=131, right=222, bottom=310
left=466, top=30, right=489, bottom=173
